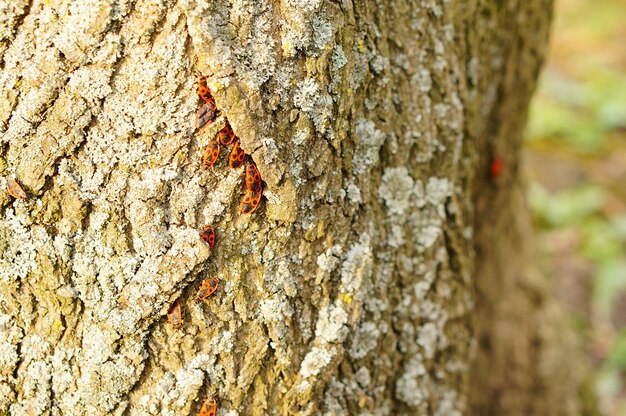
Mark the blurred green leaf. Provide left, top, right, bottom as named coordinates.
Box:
left=581, top=219, right=626, bottom=262
left=588, top=69, right=626, bottom=130
left=608, top=329, right=626, bottom=370
left=566, top=0, right=626, bottom=40
left=595, top=365, right=623, bottom=405
left=612, top=215, right=626, bottom=239
left=526, top=98, right=606, bottom=152
left=593, top=259, right=626, bottom=316
left=527, top=0, right=626, bottom=411
left=542, top=72, right=588, bottom=107
left=526, top=68, right=626, bottom=152
left=528, top=182, right=606, bottom=227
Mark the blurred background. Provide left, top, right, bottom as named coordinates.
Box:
left=524, top=0, right=626, bottom=414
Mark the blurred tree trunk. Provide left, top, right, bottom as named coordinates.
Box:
left=0, top=0, right=592, bottom=415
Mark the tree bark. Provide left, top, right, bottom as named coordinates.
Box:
left=0, top=0, right=586, bottom=415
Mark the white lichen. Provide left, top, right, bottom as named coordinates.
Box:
left=312, top=14, right=334, bottom=50
left=340, top=234, right=373, bottom=295
left=395, top=354, right=427, bottom=407
left=299, top=346, right=335, bottom=379
left=316, top=245, right=343, bottom=273
left=345, top=182, right=362, bottom=204
left=378, top=167, right=415, bottom=215
left=0, top=208, right=37, bottom=283
left=314, top=302, right=348, bottom=344
left=293, top=78, right=319, bottom=113
left=349, top=321, right=380, bottom=360
left=352, top=119, right=385, bottom=175
left=260, top=297, right=294, bottom=324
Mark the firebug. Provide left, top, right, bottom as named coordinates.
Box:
left=490, top=157, right=504, bottom=178
left=218, top=119, right=237, bottom=146
left=6, top=179, right=26, bottom=200
left=244, top=158, right=262, bottom=194
left=197, top=75, right=214, bottom=104
left=240, top=189, right=262, bottom=215
left=196, top=101, right=217, bottom=129
left=196, top=278, right=218, bottom=302
left=200, top=226, right=215, bottom=250
left=167, top=300, right=183, bottom=327
left=201, top=141, right=220, bottom=169
left=198, top=397, right=217, bottom=416
left=228, top=139, right=245, bottom=169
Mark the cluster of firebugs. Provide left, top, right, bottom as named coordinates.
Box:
left=171, top=73, right=264, bottom=329
left=167, top=73, right=265, bottom=415
left=196, top=74, right=263, bottom=214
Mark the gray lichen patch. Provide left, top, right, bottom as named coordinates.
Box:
left=352, top=119, right=386, bottom=175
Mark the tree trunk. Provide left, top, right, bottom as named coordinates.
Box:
left=0, top=0, right=585, bottom=415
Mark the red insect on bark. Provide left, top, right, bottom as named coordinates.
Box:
left=228, top=139, right=245, bottom=169
left=490, top=157, right=504, bottom=178
left=201, top=141, right=220, bottom=169
left=200, top=226, right=215, bottom=250
left=198, top=397, right=217, bottom=416
left=167, top=300, right=183, bottom=327
left=244, top=159, right=262, bottom=194
left=197, top=75, right=215, bottom=104
left=240, top=189, right=262, bottom=215
left=218, top=119, right=237, bottom=146
left=195, top=278, right=219, bottom=302
left=6, top=179, right=26, bottom=200
left=196, top=100, right=217, bottom=129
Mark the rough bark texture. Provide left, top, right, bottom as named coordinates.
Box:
left=468, top=2, right=555, bottom=415
left=0, top=0, right=571, bottom=415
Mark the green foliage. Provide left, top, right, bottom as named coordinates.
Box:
left=581, top=217, right=626, bottom=263
left=609, top=330, right=626, bottom=370
left=593, top=260, right=626, bottom=317
left=525, top=0, right=626, bottom=411
left=528, top=183, right=605, bottom=227
left=527, top=69, right=626, bottom=153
